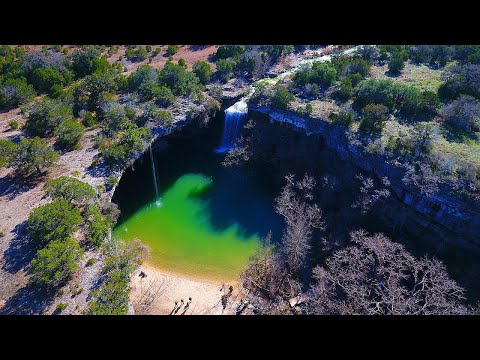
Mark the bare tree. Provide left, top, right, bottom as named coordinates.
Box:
left=306, top=230, right=472, bottom=315
left=134, top=277, right=169, bottom=315
left=275, top=174, right=324, bottom=272
left=222, top=119, right=255, bottom=167
left=240, top=232, right=301, bottom=314
left=352, top=174, right=390, bottom=214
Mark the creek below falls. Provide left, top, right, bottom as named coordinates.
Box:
left=112, top=107, right=480, bottom=302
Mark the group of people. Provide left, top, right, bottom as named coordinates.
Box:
left=170, top=297, right=192, bottom=315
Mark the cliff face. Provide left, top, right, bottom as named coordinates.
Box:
left=251, top=105, right=480, bottom=250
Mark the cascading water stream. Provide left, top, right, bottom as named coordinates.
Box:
left=215, top=100, right=249, bottom=153
left=214, top=46, right=362, bottom=154
left=149, top=144, right=159, bottom=198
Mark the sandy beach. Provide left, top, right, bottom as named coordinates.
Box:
left=130, top=264, right=244, bottom=315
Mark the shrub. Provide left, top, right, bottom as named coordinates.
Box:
left=438, top=64, right=480, bottom=100
left=145, top=45, right=152, bottom=52
left=216, top=59, right=235, bottom=82
left=55, top=302, right=68, bottom=312
left=0, top=231, right=5, bottom=237
left=125, top=47, right=148, bottom=62
left=25, top=98, right=74, bottom=137
left=153, top=48, right=161, bottom=56
left=29, top=67, right=67, bottom=93
left=305, top=103, right=313, bottom=116
left=293, top=62, right=337, bottom=89
left=178, top=58, right=187, bottom=68
left=192, top=61, right=212, bottom=84
left=85, top=204, right=111, bottom=248
left=154, top=86, right=175, bottom=107
left=272, top=85, right=295, bottom=110
left=0, top=139, right=15, bottom=168
left=49, top=84, right=65, bottom=98
left=157, top=109, right=173, bottom=125
left=158, top=62, right=201, bottom=96
left=101, top=126, right=151, bottom=166
left=0, top=77, right=36, bottom=110
left=71, top=46, right=104, bottom=78
left=305, top=83, right=320, bottom=98
left=336, top=77, right=353, bottom=101
left=86, top=258, right=95, bottom=266
left=29, top=237, right=83, bottom=287
left=8, top=120, right=19, bottom=130
left=388, top=53, right=405, bottom=75
left=26, top=199, right=82, bottom=245
left=99, top=102, right=132, bottom=136
left=55, top=119, right=85, bottom=150
left=166, top=45, right=179, bottom=56
left=72, top=70, right=122, bottom=114
left=355, top=79, right=439, bottom=118
left=106, top=175, right=118, bottom=190
left=10, top=137, right=59, bottom=176
left=442, top=95, right=480, bottom=132
left=44, top=176, right=96, bottom=204
left=214, top=45, right=244, bottom=61
left=82, top=111, right=97, bottom=127
left=330, top=110, right=355, bottom=127
left=360, top=104, right=389, bottom=133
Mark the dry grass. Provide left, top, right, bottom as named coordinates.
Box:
left=370, top=60, right=443, bottom=92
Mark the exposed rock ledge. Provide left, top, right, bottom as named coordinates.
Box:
left=250, top=104, right=480, bottom=250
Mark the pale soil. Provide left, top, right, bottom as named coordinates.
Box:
left=130, top=264, right=243, bottom=315
left=107, top=45, right=218, bottom=75
left=0, top=120, right=104, bottom=313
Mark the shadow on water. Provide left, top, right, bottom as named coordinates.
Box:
left=113, top=111, right=284, bottom=243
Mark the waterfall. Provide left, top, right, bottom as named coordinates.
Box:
left=214, top=46, right=362, bottom=154
left=149, top=144, right=159, bottom=197
left=215, top=100, right=249, bottom=153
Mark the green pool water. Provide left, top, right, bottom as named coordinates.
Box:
left=112, top=173, right=260, bottom=282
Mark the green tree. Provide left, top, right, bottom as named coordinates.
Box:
left=216, top=59, right=234, bottom=82
left=158, top=62, right=201, bottom=96
left=388, top=53, right=405, bottom=75
left=192, top=61, right=212, bottom=84
left=26, top=199, right=82, bottom=245
left=272, top=85, right=295, bottom=110
left=29, top=238, right=83, bottom=287
left=71, top=46, right=103, bottom=79
left=29, top=67, right=68, bottom=93
left=85, top=268, right=130, bottom=314
left=101, top=126, right=151, bottom=166
left=178, top=58, right=187, bottom=68
left=166, top=45, right=179, bottom=56
left=44, top=176, right=96, bottom=205
left=336, top=77, right=353, bottom=101
left=305, top=103, right=313, bottom=115
left=25, top=97, right=74, bottom=137
left=0, top=77, right=36, bottom=110
left=0, top=139, right=15, bottom=168
left=55, top=119, right=85, bottom=150
left=85, top=204, right=111, bottom=248
left=10, top=137, right=59, bottom=176
left=214, top=45, right=245, bottom=61
left=360, top=104, right=389, bottom=133
left=154, top=85, right=175, bottom=107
